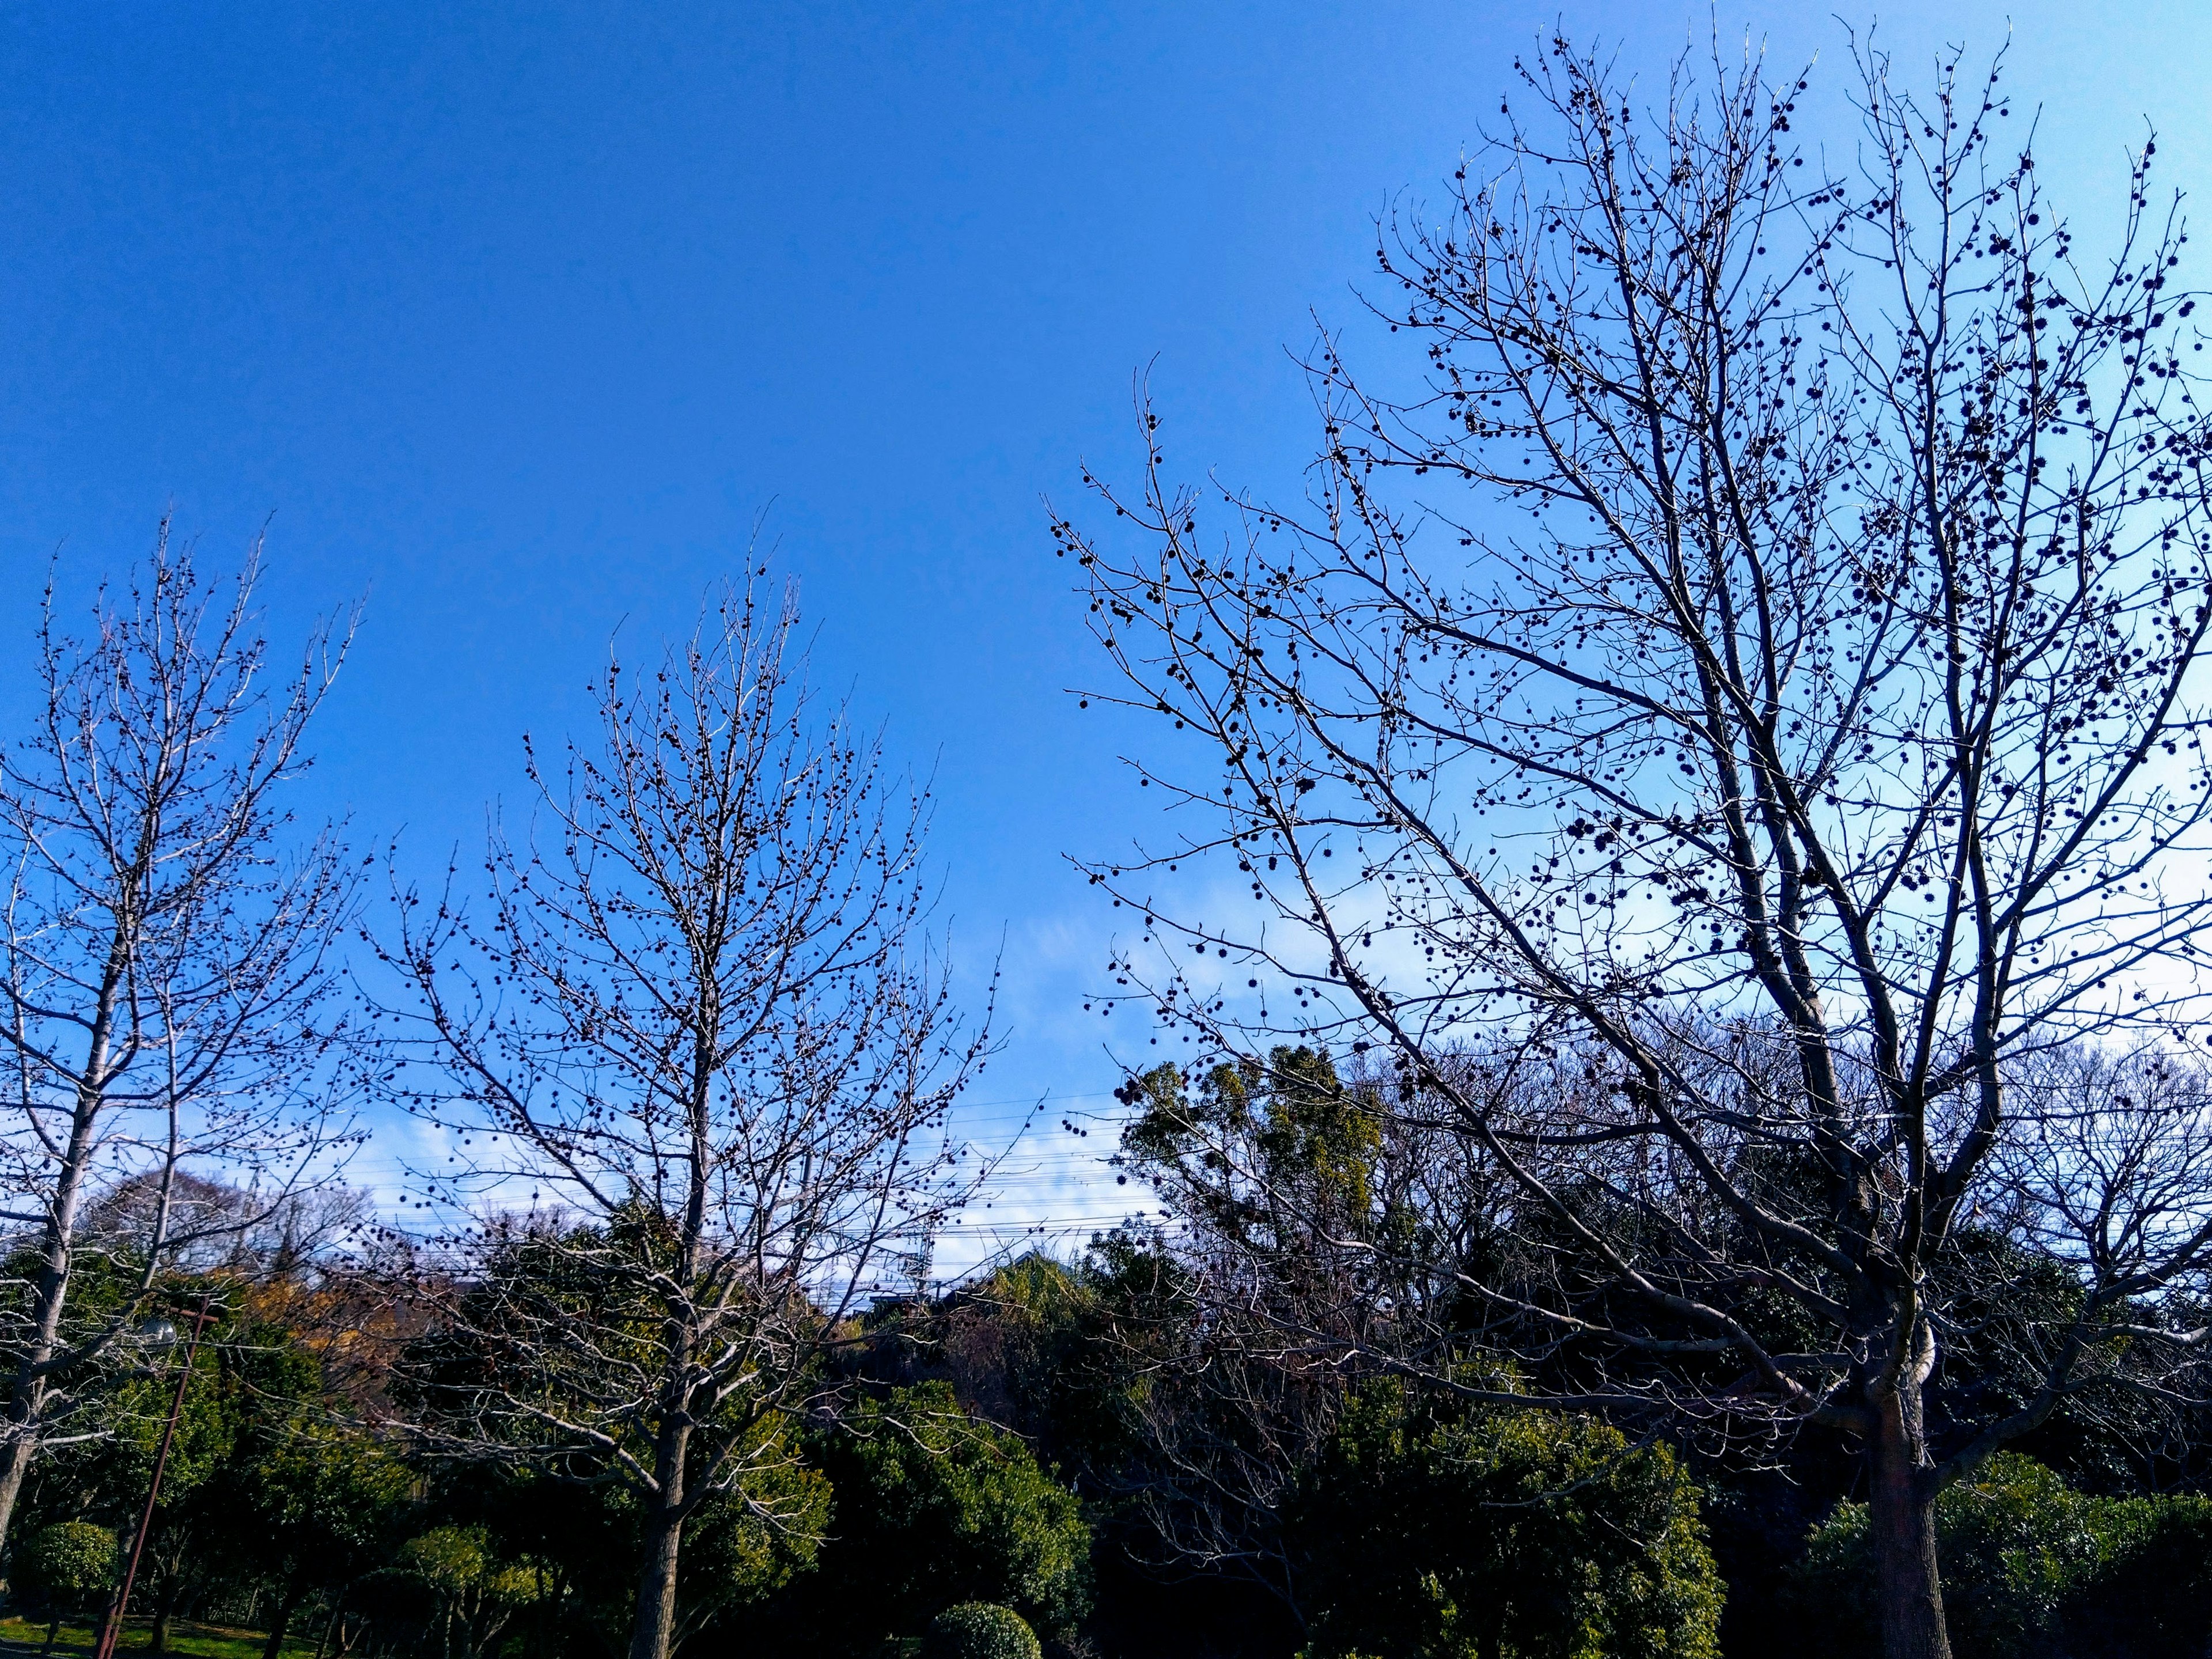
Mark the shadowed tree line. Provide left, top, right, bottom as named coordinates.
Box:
left=2, top=1123, right=2210, bottom=1659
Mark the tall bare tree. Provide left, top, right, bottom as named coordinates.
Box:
left=384, top=581, right=995, bottom=1659
left=0, top=529, right=359, bottom=1554
left=1064, top=33, right=2212, bottom=1659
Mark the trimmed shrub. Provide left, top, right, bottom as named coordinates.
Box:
left=12, top=1521, right=118, bottom=1618
left=923, top=1603, right=1041, bottom=1659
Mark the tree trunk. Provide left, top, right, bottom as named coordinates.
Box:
left=1869, top=1376, right=1951, bottom=1659
left=0, top=1434, right=35, bottom=1557
left=261, top=1581, right=303, bottom=1659
left=149, top=1580, right=175, bottom=1654
left=626, top=1358, right=694, bottom=1659
left=626, top=1498, right=685, bottom=1659
left=0, top=940, right=131, bottom=1561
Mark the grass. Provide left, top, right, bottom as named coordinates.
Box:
left=0, top=1616, right=317, bottom=1659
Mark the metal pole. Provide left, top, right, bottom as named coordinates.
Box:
left=93, top=1297, right=212, bottom=1659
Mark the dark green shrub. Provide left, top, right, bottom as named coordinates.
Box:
left=804, top=1384, right=1090, bottom=1642
left=1293, top=1383, right=1724, bottom=1659
left=2059, top=1493, right=2212, bottom=1659
left=1788, top=1455, right=2094, bottom=1659
left=12, top=1521, right=118, bottom=1623
left=1787, top=1454, right=2212, bottom=1659
left=923, top=1603, right=1040, bottom=1659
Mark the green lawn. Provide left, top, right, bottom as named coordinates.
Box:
left=0, top=1616, right=317, bottom=1659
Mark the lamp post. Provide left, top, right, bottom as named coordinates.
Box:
left=93, top=1297, right=214, bottom=1659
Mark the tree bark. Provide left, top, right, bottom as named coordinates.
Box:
left=0, top=942, right=130, bottom=1559
left=626, top=1299, right=695, bottom=1659
left=626, top=1496, right=685, bottom=1659
left=1868, top=1374, right=1951, bottom=1659
left=149, top=1578, right=176, bottom=1654
left=0, top=1437, right=35, bottom=1561
left=262, top=1580, right=304, bottom=1659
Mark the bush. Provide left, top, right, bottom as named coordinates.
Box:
left=2061, top=1493, right=2212, bottom=1659
left=1293, top=1384, right=1723, bottom=1659
left=1786, top=1453, right=2212, bottom=1659
left=924, top=1603, right=1041, bottom=1659
left=804, top=1384, right=1090, bottom=1642
left=12, top=1521, right=118, bottom=1617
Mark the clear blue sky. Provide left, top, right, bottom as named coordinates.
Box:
left=3, top=2, right=2207, bottom=1252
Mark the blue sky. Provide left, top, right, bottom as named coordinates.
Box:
left=3, top=1, right=2209, bottom=1261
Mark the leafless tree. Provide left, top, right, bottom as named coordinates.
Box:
left=1063, top=32, right=2212, bottom=1659
left=382, top=579, right=995, bottom=1659
left=1109, top=1253, right=1351, bottom=1627
left=77, top=1170, right=375, bottom=1278
left=0, top=528, right=361, bottom=1554
left=1102, top=1048, right=1527, bottom=1620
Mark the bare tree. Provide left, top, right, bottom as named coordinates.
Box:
left=1102, top=1048, right=1533, bottom=1622
left=0, top=528, right=360, bottom=1554
left=384, top=580, right=995, bottom=1659
left=1063, top=32, right=2212, bottom=1659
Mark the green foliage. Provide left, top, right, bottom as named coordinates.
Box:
left=804, top=1382, right=1090, bottom=1643
left=395, top=1211, right=837, bottom=1654
left=414, top=1465, right=631, bottom=1658
left=396, top=1525, right=538, bottom=1601
left=395, top=1214, right=687, bottom=1469
left=96, top=1330, right=236, bottom=1509
left=2059, top=1493, right=2212, bottom=1659
left=385, top=1430, right=826, bottom=1658
left=93, top=1310, right=415, bottom=1648
left=1041, top=1233, right=1197, bottom=1482
left=923, top=1602, right=1042, bottom=1659
left=12, top=1521, right=118, bottom=1616
left=673, top=1430, right=831, bottom=1624
left=1911, top=1454, right=2097, bottom=1658
left=938, top=1247, right=1175, bottom=1494
left=0, top=1234, right=183, bottom=1471
left=1788, top=1454, right=2212, bottom=1659
left=358, top=1525, right=547, bottom=1659
left=198, top=1402, right=414, bottom=1622
left=943, top=1255, right=1097, bottom=1434
left=243, top=1425, right=411, bottom=1575
left=1121, top=1048, right=1384, bottom=1237
left=1293, top=1384, right=1723, bottom=1659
